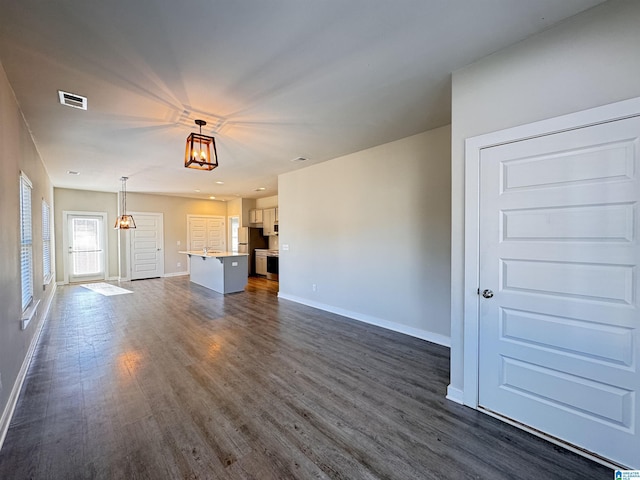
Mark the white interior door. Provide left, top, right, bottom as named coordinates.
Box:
left=130, top=213, right=164, bottom=280
left=65, top=213, right=106, bottom=283
left=188, top=215, right=225, bottom=252
left=478, top=116, right=640, bottom=468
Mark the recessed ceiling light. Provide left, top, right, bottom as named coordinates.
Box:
left=291, top=156, right=308, bottom=162
left=255, top=187, right=266, bottom=191
left=67, top=170, right=80, bottom=175
left=215, top=181, right=224, bottom=185
left=195, top=189, right=201, bottom=192
left=209, top=196, right=216, bottom=200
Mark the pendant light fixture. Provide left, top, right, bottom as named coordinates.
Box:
left=185, top=119, right=218, bottom=170
left=114, top=176, right=136, bottom=229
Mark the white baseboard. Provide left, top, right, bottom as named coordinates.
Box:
left=163, top=271, right=189, bottom=278
left=277, top=293, right=451, bottom=348
left=0, top=283, right=56, bottom=452
left=446, top=385, right=464, bottom=405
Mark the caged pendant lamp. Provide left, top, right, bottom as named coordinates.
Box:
left=185, top=119, right=218, bottom=170
left=114, top=176, right=136, bottom=229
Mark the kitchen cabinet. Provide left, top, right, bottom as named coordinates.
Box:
left=263, top=208, right=276, bottom=236
left=255, top=251, right=267, bottom=276
left=249, top=209, right=263, bottom=224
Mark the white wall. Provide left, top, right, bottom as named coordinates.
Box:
left=256, top=195, right=278, bottom=209
left=449, top=0, right=640, bottom=395
left=0, top=61, right=56, bottom=443
left=279, top=126, right=451, bottom=345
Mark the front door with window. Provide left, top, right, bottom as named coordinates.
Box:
left=66, top=213, right=106, bottom=283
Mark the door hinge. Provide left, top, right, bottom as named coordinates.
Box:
left=477, top=287, right=480, bottom=295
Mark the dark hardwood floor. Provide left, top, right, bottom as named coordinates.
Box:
left=0, top=276, right=611, bottom=479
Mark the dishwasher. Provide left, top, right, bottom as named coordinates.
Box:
left=266, top=253, right=279, bottom=281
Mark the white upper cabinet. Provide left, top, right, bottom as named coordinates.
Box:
left=249, top=209, right=263, bottom=225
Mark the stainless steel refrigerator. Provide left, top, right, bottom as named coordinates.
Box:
left=238, top=227, right=268, bottom=275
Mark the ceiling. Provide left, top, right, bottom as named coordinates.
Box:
left=0, top=0, right=605, bottom=200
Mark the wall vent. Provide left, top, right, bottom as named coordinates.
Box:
left=58, top=90, right=87, bottom=110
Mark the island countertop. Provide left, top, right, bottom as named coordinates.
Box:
left=179, top=250, right=249, bottom=258
left=180, top=250, right=249, bottom=294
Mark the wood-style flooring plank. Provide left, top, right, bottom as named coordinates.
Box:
left=0, top=276, right=612, bottom=479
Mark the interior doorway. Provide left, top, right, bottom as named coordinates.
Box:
left=229, top=216, right=240, bottom=252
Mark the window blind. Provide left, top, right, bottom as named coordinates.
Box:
left=20, top=173, right=33, bottom=311
left=42, top=200, right=51, bottom=282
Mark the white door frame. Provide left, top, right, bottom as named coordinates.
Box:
left=462, top=96, right=640, bottom=466
left=62, top=210, right=109, bottom=284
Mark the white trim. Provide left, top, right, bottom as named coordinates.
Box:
left=0, top=283, right=56, bottom=452
left=20, top=299, right=40, bottom=330
left=163, top=271, right=189, bottom=278
left=62, top=211, right=109, bottom=284
left=446, top=385, right=464, bottom=405
left=462, top=95, right=640, bottom=408
left=19, top=170, right=32, bottom=188
left=278, top=293, right=451, bottom=348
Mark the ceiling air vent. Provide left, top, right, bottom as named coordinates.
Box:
left=58, top=90, right=87, bottom=110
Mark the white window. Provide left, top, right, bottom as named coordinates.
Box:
left=42, top=200, right=52, bottom=284
left=20, top=172, right=33, bottom=311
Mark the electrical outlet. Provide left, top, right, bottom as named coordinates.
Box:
left=177, top=262, right=181, bottom=268
left=177, top=240, right=181, bottom=246
left=312, top=284, right=317, bottom=292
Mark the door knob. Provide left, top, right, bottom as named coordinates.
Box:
left=482, top=289, right=494, bottom=299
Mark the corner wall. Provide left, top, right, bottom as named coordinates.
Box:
left=449, top=0, right=640, bottom=396
left=279, top=126, right=451, bottom=345
left=0, top=61, right=55, bottom=445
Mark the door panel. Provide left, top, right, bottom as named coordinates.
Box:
left=478, top=116, right=640, bottom=468
left=188, top=216, right=225, bottom=252
left=130, top=214, right=163, bottom=280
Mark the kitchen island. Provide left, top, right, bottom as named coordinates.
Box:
left=179, top=251, right=249, bottom=294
